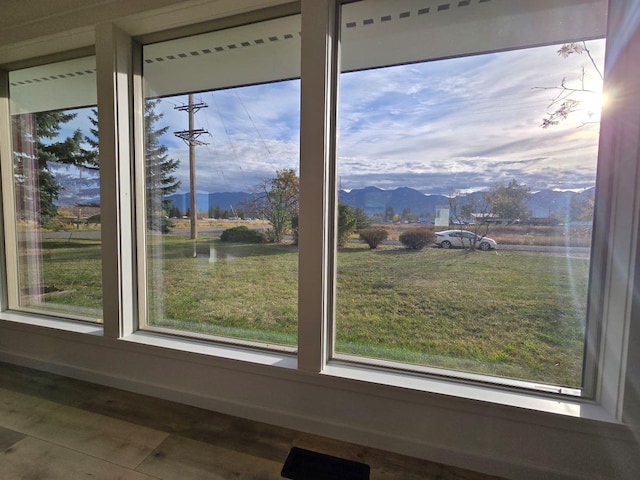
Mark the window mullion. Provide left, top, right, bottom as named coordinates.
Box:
left=95, top=23, right=136, bottom=338
left=297, top=0, right=340, bottom=372
left=0, top=69, right=16, bottom=311
left=593, top=0, right=640, bottom=420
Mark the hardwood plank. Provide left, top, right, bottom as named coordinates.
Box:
left=0, top=436, right=156, bottom=480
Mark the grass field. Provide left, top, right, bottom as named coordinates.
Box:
left=146, top=236, right=299, bottom=346
left=335, top=244, right=588, bottom=386
left=30, top=233, right=589, bottom=387
left=20, top=237, right=103, bottom=319
left=377, top=223, right=592, bottom=247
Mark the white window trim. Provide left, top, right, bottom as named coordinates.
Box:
left=0, top=0, right=635, bottom=416
left=0, top=67, right=13, bottom=311
left=0, top=71, right=35, bottom=312
left=297, top=0, right=338, bottom=372
left=3, top=0, right=640, bottom=412
left=95, top=23, right=137, bottom=339
left=0, top=1, right=639, bottom=477
left=590, top=0, right=640, bottom=420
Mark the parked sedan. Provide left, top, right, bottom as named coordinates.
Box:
left=435, top=230, right=498, bottom=251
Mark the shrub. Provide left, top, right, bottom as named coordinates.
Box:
left=147, top=214, right=174, bottom=234
left=41, top=215, right=68, bottom=232
left=87, top=214, right=101, bottom=225
left=354, top=208, right=372, bottom=230
left=359, top=227, right=388, bottom=249
left=291, top=215, right=299, bottom=245
left=337, top=203, right=357, bottom=247
left=399, top=227, right=435, bottom=250
left=220, top=226, right=266, bottom=243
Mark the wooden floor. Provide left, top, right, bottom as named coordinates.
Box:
left=0, top=361, right=506, bottom=479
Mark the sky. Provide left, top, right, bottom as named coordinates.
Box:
left=336, top=40, right=605, bottom=194
left=50, top=38, right=606, bottom=199
left=148, top=38, right=605, bottom=196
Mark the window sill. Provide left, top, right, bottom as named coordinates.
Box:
left=0, top=312, right=618, bottom=425
left=323, top=360, right=618, bottom=423
left=118, top=332, right=620, bottom=430
left=120, top=330, right=298, bottom=370
left=0, top=310, right=103, bottom=336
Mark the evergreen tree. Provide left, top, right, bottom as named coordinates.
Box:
left=168, top=204, right=181, bottom=218
left=384, top=205, right=395, bottom=223
left=337, top=203, right=357, bottom=247
left=13, top=111, right=92, bottom=226
left=353, top=208, right=372, bottom=231
left=144, top=99, right=180, bottom=233
left=85, top=100, right=180, bottom=233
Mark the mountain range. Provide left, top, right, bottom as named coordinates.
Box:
left=164, top=186, right=595, bottom=220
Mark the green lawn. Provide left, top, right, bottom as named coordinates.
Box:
left=335, top=244, right=588, bottom=387
left=32, top=236, right=589, bottom=387
left=146, top=236, right=299, bottom=346
left=21, top=238, right=104, bottom=319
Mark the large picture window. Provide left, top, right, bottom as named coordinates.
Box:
left=141, top=14, right=301, bottom=348
left=2, top=2, right=640, bottom=478
left=7, top=56, right=102, bottom=321
left=334, top=0, right=607, bottom=390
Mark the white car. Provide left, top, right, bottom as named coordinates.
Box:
left=435, top=230, right=497, bottom=251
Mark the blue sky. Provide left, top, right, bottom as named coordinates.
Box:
left=58, top=38, right=606, bottom=198
left=335, top=40, right=605, bottom=194
left=158, top=39, right=604, bottom=196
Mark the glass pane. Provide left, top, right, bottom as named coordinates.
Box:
left=142, top=15, right=300, bottom=348
left=335, top=0, right=606, bottom=388
left=9, top=56, right=102, bottom=320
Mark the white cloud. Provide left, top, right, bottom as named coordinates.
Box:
left=336, top=39, right=605, bottom=194
left=153, top=83, right=300, bottom=193
left=143, top=38, right=605, bottom=195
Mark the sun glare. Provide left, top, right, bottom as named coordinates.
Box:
left=580, top=89, right=607, bottom=121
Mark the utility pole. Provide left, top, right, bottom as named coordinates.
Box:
left=174, top=94, right=208, bottom=240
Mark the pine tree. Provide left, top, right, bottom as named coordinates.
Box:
left=13, top=111, right=92, bottom=226
left=85, top=99, right=180, bottom=233
left=144, top=99, right=181, bottom=233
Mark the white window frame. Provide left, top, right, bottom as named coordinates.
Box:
left=0, top=0, right=634, bottom=409
left=133, top=4, right=303, bottom=352
left=322, top=0, right=615, bottom=401
left=0, top=51, right=105, bottom=325
left=0, top=2, right=639, bottom=477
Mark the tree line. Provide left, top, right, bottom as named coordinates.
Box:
left=12, top=99, right=180, bottom=232
left=16, top=109, right=592, bottom=239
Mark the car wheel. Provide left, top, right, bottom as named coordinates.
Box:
left=441, top=240, right=452, bottom=249
left=479, top=241, right=491, bottom=251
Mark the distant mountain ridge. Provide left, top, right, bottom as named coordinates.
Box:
left=339, top=186, right=447, bottom=217
left=162, top=186, right=594, bottom=220
left=338, top=186, right=595, bottom=219
left=166, top=191, right=252, bottom=214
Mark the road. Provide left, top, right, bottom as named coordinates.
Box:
left=35, top=230, right=591, bottom=257
left=494, top=244, right=590, bottom=256
left=36, top=225, right=263, bottom=240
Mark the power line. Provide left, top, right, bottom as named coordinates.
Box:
left=174, top=94, right=209, bottom=240
left=194, top=102, right=232, bottom=191
left=234, top=90, right=275, bottom=162
left=210, top=92, right=245, bottom=181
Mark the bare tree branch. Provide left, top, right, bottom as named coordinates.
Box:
left=537, top=41, right=603, bottom=128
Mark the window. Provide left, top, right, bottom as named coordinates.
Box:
left=5, top=56, right=102, bottom=321
left=1, top=2, right=640, bottom=477
left=140, top=14, right=301, bottom=348
left=334, top=0, right=607, bottom=390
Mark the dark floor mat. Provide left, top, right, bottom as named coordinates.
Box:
left=281, top=447, right=370, bottom=480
